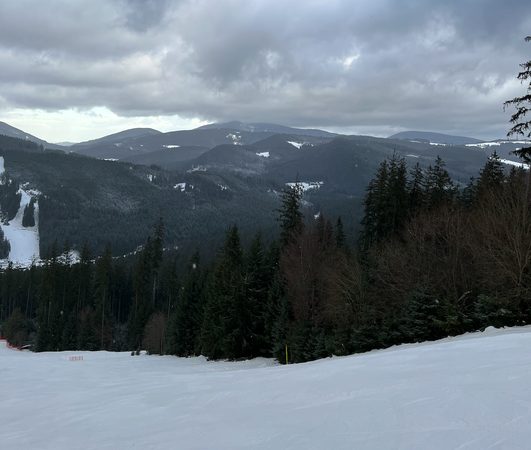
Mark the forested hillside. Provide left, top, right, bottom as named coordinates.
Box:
left=2, top=152, right=530, bottom=365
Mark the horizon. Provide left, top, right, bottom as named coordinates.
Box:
left=1, top=0, right=530, bottom=142
left=2, top=117, right=523, bottom=145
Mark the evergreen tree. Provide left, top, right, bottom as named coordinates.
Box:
left=408, top=162, right=424, bottom=216
left=335, top=216, right=347, bottom=250
left=504, top=36, right=531, bottom=163
left=167, top=253, right=205, bottom=356
left=22, top=198, right=36, bottom=227
left=200, top=225, right=247, bottom=359
left=424, top=156, right=456, bottom=209
left=93, top=244, right=113, bottom=349
left=278, top=183, right=304, bottom=248
left=476, top=151, right=505, bottom=196
left=0, top=225, right=10, bottom=259
left=361, top=154, right=409, bottom=247
left=243, top=233, right=270, bottom=356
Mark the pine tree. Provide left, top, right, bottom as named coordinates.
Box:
left=278, top=183, right=304, bottom=248
left=200, top=225, right=247, bottom=359
left=424, top=156, right=456, bottom=209
left=22, top=198, right=36, bottom=227
left=504, top=36, right=531, bottom=163
left=408, top=162, right=424, bottom=216
left=0, top=225, right=10, bottom=259
left=335, top=216, right=346, bottom=250
left=476, top=151, right=505, bottom=196
left=93, top=244, right=113, bottom=349
left=167, top=253, right=205, bottom=356
left=361, top=154, right=409, bottom=247
left=244, top=233, right=270, bottom=356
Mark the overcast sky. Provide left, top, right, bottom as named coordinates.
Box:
left=1, top=0, right=530, bottom=142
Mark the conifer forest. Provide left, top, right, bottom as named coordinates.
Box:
left=2, top=152, right=530, bottom=364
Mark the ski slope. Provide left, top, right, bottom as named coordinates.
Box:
left=0, top=156, right=40, bottom=267
left=2, top=327, right=531, bottom=449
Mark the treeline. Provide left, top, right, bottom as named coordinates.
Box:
left=2, top=152, right=531, bottom=363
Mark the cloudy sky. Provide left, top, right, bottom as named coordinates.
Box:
left=0, top=0, right=530, bottom=142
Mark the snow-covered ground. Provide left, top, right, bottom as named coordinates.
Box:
left=500, top=158, right=529, bottom=170
left=0, top=157, right=40, bottom=267
left=2, top=327, right=531, bottom=449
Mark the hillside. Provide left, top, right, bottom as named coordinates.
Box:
left=2, top=326, right=530, bottom=449
left=0, top=140, right=284, bottom=258
left=389, top=130, right=483, bottom=145
left=0, top=121, right=64, bottom=151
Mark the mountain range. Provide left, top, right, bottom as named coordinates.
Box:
left=0, top=120, right=529, bottom=264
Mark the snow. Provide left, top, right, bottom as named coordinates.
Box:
left=173, top=182, right=187, bottom=191
left=163, top=145, right=180, bottom=149
left=287, top=141, right=308, bottom=149
left=187, top=165, right=207, bottom=173
left=256, top=151, right=270, bottom=158
left=466, top=142, right=501, bottom=148
left=1, top=188, right=40, bottom=267
left=500, top=159, right=530, bottom=170
left=226, top=133, right=242, bottom=145
left=147, top=174, right=154, bottom=182
left=0, top=156, right=4, bottom=177
left=3, top=327, right=531, bottom=449
left=286, top=181, right=324, bottom=192
left=429, top=142, right=447, bottom=146
left=406, top=154, right=420, bottom=158
left=465, top=140, right=531, bottom=147
left=103, top=158, right=118, bottom=161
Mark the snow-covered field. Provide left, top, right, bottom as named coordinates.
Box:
left=2, top=327, right=531, bottom=449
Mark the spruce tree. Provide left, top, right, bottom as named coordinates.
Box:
left=476, top=151, right=505, bottom=196
left=278, top=183, right=304, bottom=248
left=424, top=156, right=456, bottom=209
left=0, top=226, right=10, bottom=259
left=200, top=225, right=247, bottom=359
left=93, top=244, right=113, bottom=349
left=408, top=163, right=424, bottom=216
left=504, top=36, right=531, bottom=163
left=335, top=216, right=347, bottom=250
left=167, top=252, right=205, bottom=356
left=22, top=198, right=36, bottom=227
left=244, top=233, right=270, bottom=356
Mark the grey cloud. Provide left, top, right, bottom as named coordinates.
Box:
left=0, top=0, right=530, bottom=139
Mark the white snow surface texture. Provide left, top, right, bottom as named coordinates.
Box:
left=2, top=327, right=531, bottom=449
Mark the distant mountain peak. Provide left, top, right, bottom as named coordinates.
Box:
left=198, top=121, right=336, bottom=138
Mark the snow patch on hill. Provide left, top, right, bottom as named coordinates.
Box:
left=286, top=181, right=324, bottom=192
left=500, top=159, right=529, bottom=170
left=256, top=151, right=270, bottom=158
left=1, top=188, right=40, bottom=267
left=162, top=144, right=180, bottom=149
left=287, top=140, right=313, bottom=149
left=226, top=133, right=242, bottom=145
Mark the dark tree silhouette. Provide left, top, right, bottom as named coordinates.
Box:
left=505, top=36, right=531, bottom=163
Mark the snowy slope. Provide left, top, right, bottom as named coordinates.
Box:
left=0, top=156, right=40, bottom=266
left=1, top=189, right=40, bottom=266
left=2, top=327, right=531, bottom=449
